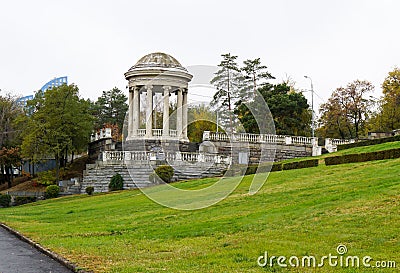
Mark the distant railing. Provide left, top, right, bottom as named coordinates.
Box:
left=325, top=138, right=355, bottom=152
left=7, top=191, right=44, bottom=197
left=134, top=129, right=179, bottom=138
left=102, top=151, right=231, bottom=165
left=90, top=128, right=112, bottom=142
left=137, top=129, right=146, bottom=136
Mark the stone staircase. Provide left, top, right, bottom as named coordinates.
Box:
left=79, top=161, right=227, bottom=193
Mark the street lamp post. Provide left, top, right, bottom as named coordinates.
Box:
left=304, top=75, right=314, bottom=138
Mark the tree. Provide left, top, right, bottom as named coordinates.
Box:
left=187, top=104, right=218, bottom=142
left=235, top=83, right=311, bottom=135
left=241, top=58, right=274, bottom=100
left=92, top=87, right=128, bottom=134
left=0, top=93, right=24, bottom=185
left=369, top=68, right=400, bottom=131
left=0, top=147, right=21, bottom=188
left=210, top=53, right=243, bottom=134
left=319, top=80, right=374, bottom=138
left=21, top=84, right=93, bottom=180
left=0, top=93, right=24, bottom=148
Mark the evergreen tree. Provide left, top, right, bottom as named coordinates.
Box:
left=241, top=58, right=274, bottom=100
left=93, top=87, right=128, bottom=132
left=210, top=53, right=243, bottom=134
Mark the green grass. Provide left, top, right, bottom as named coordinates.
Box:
left=1, top=158, right=400, bottom=272
left=281, top=140, right=400, bottom=164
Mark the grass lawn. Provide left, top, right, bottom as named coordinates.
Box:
left=1, top=158, right=399, bottom=272
left=280, top=140, right=400, bottom=164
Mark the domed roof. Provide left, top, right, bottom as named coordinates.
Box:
left=129, top=52, right=187, bottom=71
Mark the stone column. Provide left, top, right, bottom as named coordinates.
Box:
left=132, top=86, right=140, bottom=137
left=162, top=86, right=171, bottom=137
left=128, top=88, right=133, bottom=138
left=146, top=85, right=153, bottom=138
left=176, top=88, right=183, bottom=139
left=182, top=89, right=188, bottom=140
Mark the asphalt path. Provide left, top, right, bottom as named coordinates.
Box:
left=0, top=227, right=73, bottom=273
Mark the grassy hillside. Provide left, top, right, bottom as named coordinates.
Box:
left=282, top=140, right=400, bottom=164
left=1, top=159, right=399, bottom=272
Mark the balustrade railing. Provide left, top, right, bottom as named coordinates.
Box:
left=203, top=131, right=315, bottom=146
left=133, top=129, right=179, bottom=138
left=102, top=151, right=231, bottom=165
left=152, top=129, right=163, bottom=137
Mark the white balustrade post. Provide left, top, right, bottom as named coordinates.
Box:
left=285, top=136, right=292, bottom=145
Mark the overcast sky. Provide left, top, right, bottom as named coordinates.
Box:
left=1, top=0, right=399, bottom=109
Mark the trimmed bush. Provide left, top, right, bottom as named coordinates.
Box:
left=245, top=165, right=258, bottom=175
left=0, top=194, right=11, bottom=207
left=243, top=162, right=291, bottom=175
left=337, top=135, right=400, bottom=151
left=271, top=163, right=283, bottom=172
left=325, top=148, right=400, bottom=166
left=109, top=173, right=124, bottom=191
left=325, top=156, right=343, bottom=166
left=154, top=165, right=174, bottom=183
left=283, top=159, right=318, bottom=170
left=45, top=185, right=60, bottom=199
left=85, top=186, right=95, bottom=195
left=14, top=196, right=36, bottom=206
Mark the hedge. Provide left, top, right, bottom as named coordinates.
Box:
left=0, top=194, right=11, bottom=207
left=337, top=135, right=400, bottom=151
left=282, top=159, right=319, bottom=170
left=325, top=147, right=400, bottom=166
left=243, top=160, right=316, bottom=175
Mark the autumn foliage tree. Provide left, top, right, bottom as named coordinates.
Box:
left=369, top=68, right=400, bottom=131
left=319, top=80, right=374, bottom=139
left=0, top=147, right=21, bottom=188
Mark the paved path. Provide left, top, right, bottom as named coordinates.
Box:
left=0, top=227, right=73, bottom=273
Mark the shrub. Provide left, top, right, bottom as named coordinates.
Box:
left=152, top=165, right=174, bottom=183
left=109, top=173, right=124, bottom=191
left=37, top=170, right=56, bottom=186
left=325, top=156, right=344, bottom=166
left=325, top=148, right=400, bottom=166
left=283, top=159, right=318, bottom=170
left=45, top=185, right=60, bottom=199
left=0, top=194, right=11, bottom=207
left=85, top=186, right=94, bottom=195
left=337, top=135, right=400, bottom=151
left=271, top=163, right=282, bottom=172
left=14, top=196, right=36, bottom=206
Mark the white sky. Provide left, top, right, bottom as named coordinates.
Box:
left=1, top=0, right=399, bottom=109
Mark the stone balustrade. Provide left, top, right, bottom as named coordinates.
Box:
left=101, top=151, right=231, bottom=165
left=90, top=128, right=112, bottom=142
left=203, top=131, right=316, bottom=146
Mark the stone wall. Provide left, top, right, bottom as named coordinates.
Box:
left=203, top=140, right=312, bottom=164
left=80, top=160, right=226, bottom=193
